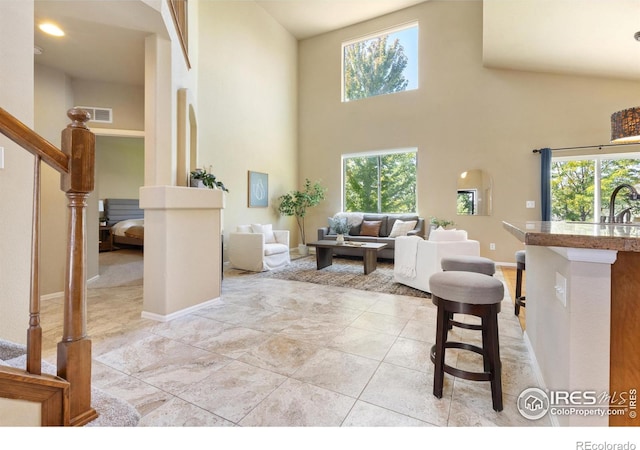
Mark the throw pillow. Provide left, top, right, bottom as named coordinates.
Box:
left=360, top=220, right=382, bottom=237
left=388, top=219, right=418, bottom=238
left=251, top=223, right=277, bottom=243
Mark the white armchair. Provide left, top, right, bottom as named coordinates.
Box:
left=394, top=230, right=480, bottom=293
left=229, top=224, right=290, bottom=272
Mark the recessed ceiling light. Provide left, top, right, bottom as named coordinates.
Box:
left=39, top=23, right=65, bottom=37
left=635, top=31, right=640, bottom=42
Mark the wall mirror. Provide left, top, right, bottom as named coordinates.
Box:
left=457, top=169, right=492, bottom=216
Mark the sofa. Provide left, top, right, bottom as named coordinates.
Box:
left=317, top=212, right=425, bottom=260
left=393, top=229, right=480, bottom=293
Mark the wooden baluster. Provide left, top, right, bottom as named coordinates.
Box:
left=56, top=108, right=98, bottom=426
left=27, top=155, right=42, bottom=375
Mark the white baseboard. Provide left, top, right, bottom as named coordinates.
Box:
left=141, top=297, right=221, bottom=322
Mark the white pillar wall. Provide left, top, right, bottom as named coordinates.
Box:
left=0, top=0, right=35, bottom=344
left=140, top=186, right=224, bottom=320
left=525, top=245, right=616, bottom=427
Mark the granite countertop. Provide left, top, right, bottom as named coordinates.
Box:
left=503, top=221, right=640, bottom=252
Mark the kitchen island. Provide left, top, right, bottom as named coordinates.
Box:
left=503, top=221, right=639, bottom=427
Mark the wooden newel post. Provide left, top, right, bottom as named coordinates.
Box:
left=57, top=108, right=98, bottom=426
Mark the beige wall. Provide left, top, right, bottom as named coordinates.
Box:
left=0, top=0, right=35, bottom=343
left=96, top=136, right=145, bottom=200
left=298, top=1, right=640, bottom=263
left=197, top=1, right=298, bottom=253
left=73, top=79, right=144, bottom=131
left=34, top=64, right=76, bottom=295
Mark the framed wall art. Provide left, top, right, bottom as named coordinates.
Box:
left=248, top=171, right=268, bottom=207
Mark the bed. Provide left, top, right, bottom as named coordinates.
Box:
left=104, top=198, right=144, bottom=248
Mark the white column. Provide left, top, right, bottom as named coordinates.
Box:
left=525, top=245, right=617, bottom=426
left=140, top=186, right=224, bottom=321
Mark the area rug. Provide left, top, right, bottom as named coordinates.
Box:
left=253, top=255, right=430, bottom=298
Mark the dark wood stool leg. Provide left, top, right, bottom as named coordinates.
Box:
left=515, top=266, right=523, bottom=316
left=480, top=314, right=491, bottom=373
left=433, top=298, right=448, bottom=399
left=486, top=305, right=503, bottom=411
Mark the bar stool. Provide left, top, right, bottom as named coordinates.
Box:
left=441, top=255, right=496, bottom=276
left=440, top=255, right=496, bottom=330
left=514, top=250, right=526, bottom=316
left=429, top=270, right=505, bottom=411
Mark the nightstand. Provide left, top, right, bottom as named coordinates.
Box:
left=99, top=225, right=113, bottom=252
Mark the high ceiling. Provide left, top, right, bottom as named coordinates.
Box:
left=257, top=0, right=427, bottom=40
left=483, top=0, right=640, bottom=81
left=33, top=0, right=640, bottom=87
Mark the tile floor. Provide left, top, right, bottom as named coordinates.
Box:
left=39, top=251, right=550, bottom=428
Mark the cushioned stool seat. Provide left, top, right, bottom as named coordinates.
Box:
left=441, top=255, right=496, bottom=276
left=440, top=255, right=496, bottom=331
left=515, top=250, right=526, bottom=316
left=429, top=270, right=505, bottom=411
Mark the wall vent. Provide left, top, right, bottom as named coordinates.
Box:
left=75, top=106, right=113, bottom=124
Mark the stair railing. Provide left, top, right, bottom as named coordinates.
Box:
left=0, top=107, right=97, bottom=426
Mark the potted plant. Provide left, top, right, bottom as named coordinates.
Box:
left=429, top=216, right=455, bottom=238
left=190, top=169, right=229, bottom=192
left=332, top=218, right=351, bottom=245
left=277, top=178, right=326, bottom=255
left=430, top=216, right=455, bottom=229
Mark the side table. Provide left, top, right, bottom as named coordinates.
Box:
left=99, top=225, right=113, bottom=252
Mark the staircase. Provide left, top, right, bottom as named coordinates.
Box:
left=0, top=107, right=97, bottom=426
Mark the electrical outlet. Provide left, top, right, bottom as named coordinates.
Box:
left=526, top=200, right=535, bottom=208
left=555, top=272, right=567, bottom=306
left=489, top=243, right=496, bottom=250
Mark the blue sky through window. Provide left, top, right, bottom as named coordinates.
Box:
left=342, top=23, right=419, bottom=101
left=388, top=26, right=418, bottom=91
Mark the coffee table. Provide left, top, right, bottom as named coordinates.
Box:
left=306, top=240, right=388, bottom=275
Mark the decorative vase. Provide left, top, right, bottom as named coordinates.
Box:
left=336, top=234, right=345, bottom=245
left=298, top=244, right=309, bottom=257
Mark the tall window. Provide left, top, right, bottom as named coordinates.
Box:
left=551, top=154, right=640, bottom=222
left=343, top=149, right=417, bottom=213
left=342, top=23, right=418, bottom=102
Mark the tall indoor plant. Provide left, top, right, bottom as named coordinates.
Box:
left=277, top=178, right=326, bottom=255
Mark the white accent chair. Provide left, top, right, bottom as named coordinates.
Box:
left=394, top=229, right=480, bottom=293
left=229, top=224, right=290, bottom=272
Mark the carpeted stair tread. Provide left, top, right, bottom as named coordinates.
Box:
left=0, top=346, right=140, bottom=426
left=0, top=339, right=27, bottom=361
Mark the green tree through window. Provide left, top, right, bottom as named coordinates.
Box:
left=551, top=156, right=640, bottom=222
left=343, top=24, right=418, bottom=102
left=343, top=150, right=417, bottom=213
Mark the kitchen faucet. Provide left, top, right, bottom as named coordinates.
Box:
left=608, top=183, right=640, bottom=224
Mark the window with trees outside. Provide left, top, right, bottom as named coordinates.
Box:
left=342, top=23, right=418, bottom=102
left=551, top=154, right=640, bottom=222
left=343, top=149, right=417, bottom=213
